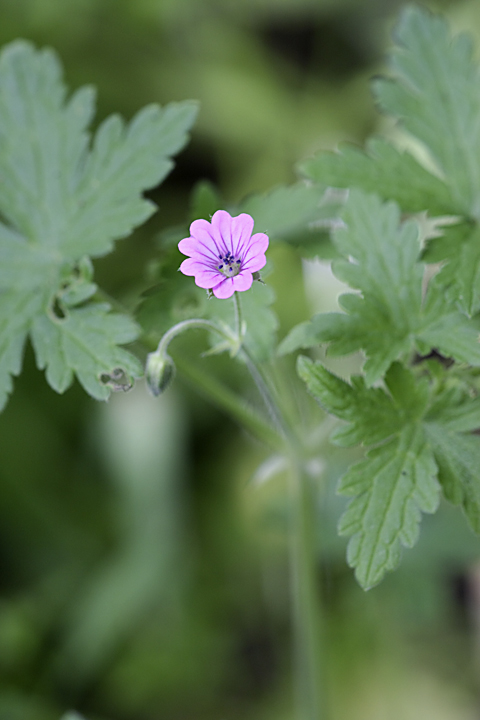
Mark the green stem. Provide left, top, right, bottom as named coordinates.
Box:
left=233, top=289, right=242, bottom=337
left=144, top=291, right=325, bottom=719
left=289, top=459, right=325, bottom=720
left=233, top=292, right=289, bottom=438
left=173, top=355, right=283, bottom=452
left=232, top=292, right=325, bottom=720
left=156, top=318, right=236, bottom=357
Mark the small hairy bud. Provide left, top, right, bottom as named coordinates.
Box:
left=145, top=351, right=175, bottom=396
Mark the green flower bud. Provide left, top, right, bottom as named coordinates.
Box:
left=145, top=351, right=175, bottom=396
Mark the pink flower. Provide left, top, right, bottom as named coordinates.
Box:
left=178, top=210, right=269, bottom=299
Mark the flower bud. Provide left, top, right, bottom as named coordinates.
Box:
left=145, top=351, right=175, bottom=396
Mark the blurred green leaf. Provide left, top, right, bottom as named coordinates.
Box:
left=240, top=182, right=342, bottom=259
left=374, top=5, right=480, bottom=218
left=425, top=425, right=480, bottom=534
left=298, top=357, right=440, bottom=589
left=0, top=40, right=196, bottom=407
left=300, top=137, right=455, bottom=215
left=280, top=190, right=480, bottom=384
left=190, top=181, right=224, bottom=222
left=205, top=280, right=278, bottom=362
left=31, top=304, right=142, bottom=400
left=299, top=355, right=480, bottom=588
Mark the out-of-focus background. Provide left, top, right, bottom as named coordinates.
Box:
left=3, top=0, right=480, bottom=718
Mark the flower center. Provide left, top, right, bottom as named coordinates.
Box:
left=217, top=251, right=242, bottom=278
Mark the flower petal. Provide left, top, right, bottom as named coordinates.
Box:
left=241, top=232, right=269, bottom=271
left=179, top=257, right=212, bottom=276
left=178, top=209, right=269, bottom=299
left=232, top=271, right=253, bottom=293
left=192, top=267, right=224, bottom=288
left=211, top=210, right=235, bottom=255
left=231, top=214, right=255, bottom=256
left=212, top=277, right=235, bottom=299
left=247, top=232, right=269, bottom=255
left=179, top=235, right=220, bottom=263
left=242, top=253, right=266, bottom=273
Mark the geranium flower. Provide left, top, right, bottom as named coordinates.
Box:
left=178, top=210, right=269, bottom=299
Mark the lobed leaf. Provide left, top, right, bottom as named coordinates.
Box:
left=240, top=182, right=343, bottom=259
left=282, top=190, right=480, bottom=383
left=424, top=424, right=480, bottom=533
left=31, top=305, right=142, bottom=400
left=339, top=427, right=439, bottom=590
left=0, top=40, right=197, bottom=407
left=298, top=356, right=441, bottom=588
left=300, top=137, right=455, bottom=216
left=374, top=5, right=480, bottom=218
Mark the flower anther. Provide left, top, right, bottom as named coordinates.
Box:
left=178, top=210, right=269, bottom=299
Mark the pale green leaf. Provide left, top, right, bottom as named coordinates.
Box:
left=0, top=40, right=197, bottom=256
left=31, top=304, right=142, bottom=400
left=339, top=427, right=439, bottom=589
left=300, top=137, right=455, bottom=215
left=240, top=182, right=342, bottom=259
left=426, top=386, right=480, bottom=433
left=424, top=423, right=480, bottom=533
left=277, top=317, right=327, bottom=355
left=282, top=190, right=480, bottom=383
left=0, top=40, right=196, bottom=406
left=65, top=100, right=198, bottom=259
left=374, top=5, right=480, bottom=218
left=425, top=224, right=480, bottom=316
left=297, top=355, right=403, bottom=447
left=297, top=357, right=440, bottom=588
left=205, top=281, right=278, bottom=362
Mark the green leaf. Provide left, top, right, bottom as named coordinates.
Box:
left=31, top=304, right=142, bottom=400
left=299, top=355, right=480, bottom=587
left=298, top=356, right=440, bottom=589
left=300, top=137, right=455, bottom=216
left=281, top=190, right=480, bottom=383
left=339, top=427, right=438, bottom=590
left=289, top=190, right=423, bottom=385
left=426, top=385, right=480, bottom=433
left=424, top=223, right=480, bottom=316
left=205, top=281, right=278, bottom=363
left=190, top=180, right=223, bottom=221
left=240, top=182, right=343, bottom=259
left=297, top=355, right=404, bottom=447
left=374, top=5, right=480, bottom=218
left=424, top=424, right=480, bottom=533
left=277, top=317, right=327, bottom=356
left=301, top=7, right=480, bottom=317
left=0, top=40, right=197, bottom=407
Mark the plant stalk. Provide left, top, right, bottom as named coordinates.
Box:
left=173, top=354, right=283, bottom=452
left=289, top=459, right=325, bottom=720
left=233, top=292, right=325, bottom=720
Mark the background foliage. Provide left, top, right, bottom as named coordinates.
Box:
left=3, top=1, right=480, bottom=719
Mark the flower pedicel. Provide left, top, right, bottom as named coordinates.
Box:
left=178, top=210, right=268, bottom=299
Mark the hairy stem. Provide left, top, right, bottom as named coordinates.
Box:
left=233, top=292, right=325, bottom=720
left=173, top=354, right=283, bottom=452
left=289, top=459, right=325, bottom=720
left=156, top=317, right=236, bottom=357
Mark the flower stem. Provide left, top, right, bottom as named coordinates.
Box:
left=232, top=292, right=325, bottom=720
left=156, top=318, right=236, bottom=358
left=233, top=292, right=289, bottom=438
left=289, top=459, right=326, bottom=720
left=233, top=290, right=243, bottom=341
left=173, top=354, right=283, bottom=452
left=144, top=294, right=325, bottom=719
